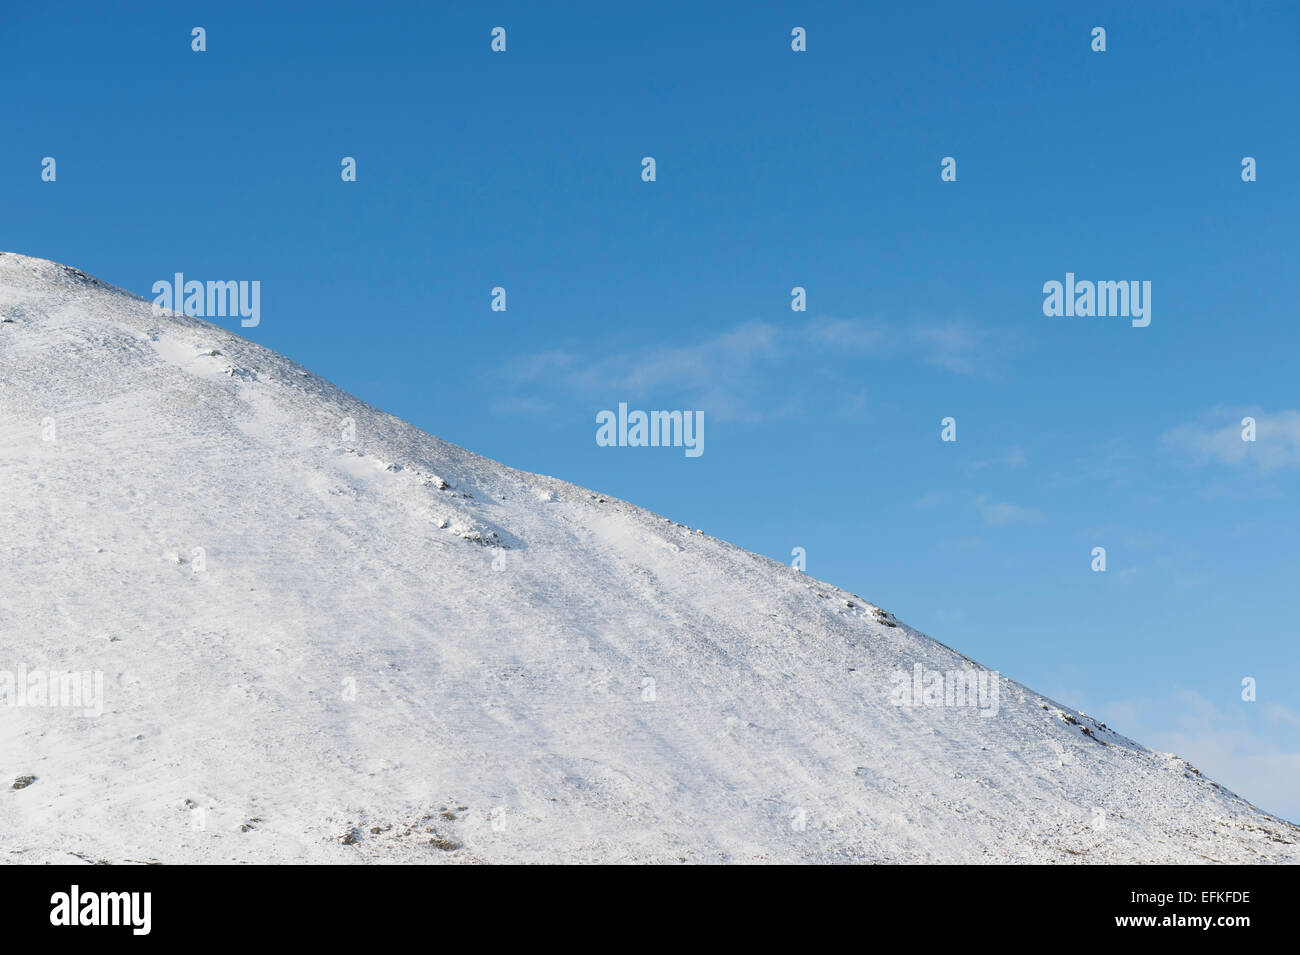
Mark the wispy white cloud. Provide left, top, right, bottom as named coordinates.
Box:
left=913, top=491, right=1041, bottom=528
left=508, top=349, right=580, bottom=384
left=965, top=445, right=1031, bottom=473
left=1163, top=408, right=1300, bottom=472
left=1101, top=690, right=1300, bottom=824
left=488, top=394, right=554, bottom=418
left=910, top=320, right=990, bottom=375
left=973, top=494, right=1040, bottom=527
left=803, top=317, right=885, bottom=350
left=500, top=315, right=999, bottom=423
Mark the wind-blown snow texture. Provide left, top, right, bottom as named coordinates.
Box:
left=1, top=252, right=1295, bottom=864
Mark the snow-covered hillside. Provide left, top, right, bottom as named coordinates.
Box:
left=1, top=252, right=1295, bottom=864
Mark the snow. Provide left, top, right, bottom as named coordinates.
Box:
left=1, top=251, right=1296, bottom=864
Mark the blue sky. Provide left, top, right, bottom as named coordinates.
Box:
left=5, top=1, right=1299, bottom=820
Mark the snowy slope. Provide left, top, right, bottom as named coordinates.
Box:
left=1, top=252, right=1295, bottom=865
